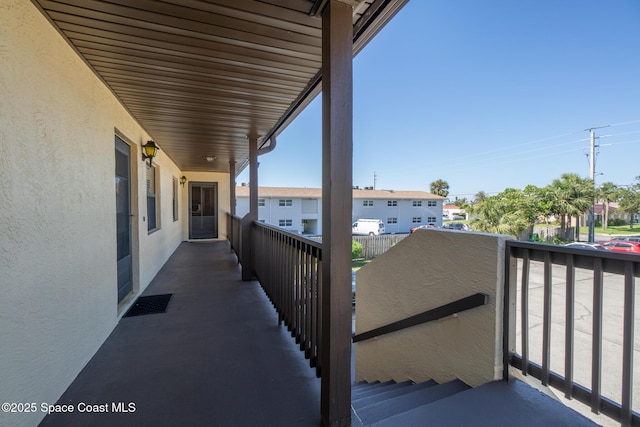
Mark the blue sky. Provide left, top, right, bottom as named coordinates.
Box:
left=238, top=0, right=640, bottom=200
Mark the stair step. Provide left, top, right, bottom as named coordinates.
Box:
left=352, top=381, right=413, bottom=400
left=351, top=380, right=396, bottom=397
left=357, top=379, right=469, bottom=425
left=372, top=380, right=598, bottom=427
left=352, top=380, right=380, bottom=391
left=352, top=379, right=437, bottom=410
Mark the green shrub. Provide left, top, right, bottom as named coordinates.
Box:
left=352, top=240, right=363, bottom=259
left=609, top=219, right=626, bottom=226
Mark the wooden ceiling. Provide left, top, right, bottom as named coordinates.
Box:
left=33, top=0, right=407, bottom=173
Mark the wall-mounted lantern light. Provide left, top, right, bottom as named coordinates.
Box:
left=180, top=176, right=187, bottom=186
left=142, top=140, right=159, bottom=166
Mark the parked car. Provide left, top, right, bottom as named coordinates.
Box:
left=442, top=222, right=470, bottom=231
left=563, top=242, right=607, bottom=251
left=612, top=236, right=640, bottom=243
left=352, top=218, right=385, bottom=236
left=601, top=240, right=640, bottom=254
left=410, top=224, right=438, bottom=233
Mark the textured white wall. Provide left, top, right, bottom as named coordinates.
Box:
left=0, top=2, right=183, bottom=426
left=355, top=229, right=511, bottom=387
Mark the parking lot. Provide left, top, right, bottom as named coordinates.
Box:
left=515, top=260, right=639, bottom=425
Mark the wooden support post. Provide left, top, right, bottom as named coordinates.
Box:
left=229, top=160, right=236, bottom=216
left=241, top=136, right=258, bottom=281
left=320, top=1, right=353, bottom=426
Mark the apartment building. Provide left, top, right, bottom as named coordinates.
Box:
left=235, top=186, right=445, bottom=234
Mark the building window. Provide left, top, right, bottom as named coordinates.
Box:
left=146, top=164, right=158, bottom=232
left=172, top=177, right=178, bottom=222
left=427, top=200, right=437, bottom=207
left=427, top=216, right=436, bottom=223
left=279, top=199, right=292, bottom=207
left=412, top=201, right=422, bottom=207
left=279, top=219, right=293, bottom=227
left=412, top=217, right=422, bottom=223
left=387, top=218, right=397, bottom=224
left=258, top=199, right=265, bottom=207
left=363, top=200, right=374, bottom=207
left=387, top=200, right=397, bottom=207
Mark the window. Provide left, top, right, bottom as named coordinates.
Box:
left=427, top=216, right=437, bottom=223
left=427, top=200, right=437, bottom=207
left=412, top=201, right=422, bottom=207
left=258, top=199, right=265, bottom=207
left=146, top=164, right=158, bottom=232
left=363, top=200, right=374, bottom=207
left=387, top=218, right=397, bottom=224
left=279, top=199, right=292, bottom=207
left=279, top=219, right=293, bottom=227
left=412, top=217, right=422, bottom=223
left=387, top=200, right=397, bottom=207
left=172, top=177, right=178, bottom=222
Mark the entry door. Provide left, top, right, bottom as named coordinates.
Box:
left=115, top=136, right=132, bottom=303
left=190, top=183, right=218, bottom=239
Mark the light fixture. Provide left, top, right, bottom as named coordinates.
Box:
left=180, top=176, right=187, bottom=186
left=206, top=156, right=216, bottom=162
left=142, top=140, right=159, bottom=166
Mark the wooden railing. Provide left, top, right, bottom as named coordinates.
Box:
left=227, top=213, right=243, bottom=264
left=505, top=241, right=640, bottom=426
left=253, top=221, right=323, bottom=377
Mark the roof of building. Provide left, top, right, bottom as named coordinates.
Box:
left=235, top=186, right=444, bottom=200
left=443, top=204, right=460, bottom=210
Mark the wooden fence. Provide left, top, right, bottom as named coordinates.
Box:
left=353, top=234, right=409, bottom=259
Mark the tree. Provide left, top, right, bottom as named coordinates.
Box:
left=474, top=191, right=487, bottom=204
left=429, top=179, right=449, bottom=198
left=597, top=182, right=618, bottom=230
left=617, top=177, right=640, bottom=229
left=471, top=188, right=542, bottom=238
left=544, top=173, right=594, bottom=240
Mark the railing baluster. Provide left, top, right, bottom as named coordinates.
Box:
left=317, top=256, right=323, bottom=378
left=542, top=251, right=552, bottom=386
left=521, top=250, right=530, bottom=376
left=621, top=261, right=635, bottom=427
left=591, top=257, right=603, bottom=414
left=564, top=253, right=575, bottom=399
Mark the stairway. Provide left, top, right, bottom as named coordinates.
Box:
left=351, top=378, right=599, bottom=426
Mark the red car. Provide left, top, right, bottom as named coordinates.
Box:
left=410, top=224, right=438, bottom=233
left=601, top=240, right=640, bottom=254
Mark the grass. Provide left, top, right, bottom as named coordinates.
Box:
left=352, top=258, right=371, bottom=271
left=577, top=225, right=640, bottom=236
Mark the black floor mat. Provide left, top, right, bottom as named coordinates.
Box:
left=123, top=294, right=172, bottom=317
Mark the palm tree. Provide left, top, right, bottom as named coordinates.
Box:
left=545, top=173, right=594, bottom=240
left=429, top=179, right=449, bottom=198
left=617, top=177, right=640, bottom=229
left=597, top=182, right=617, bottom=230
left=474, top=191, right=487, bottom=203
left=471, top=188, right=540, bottom=238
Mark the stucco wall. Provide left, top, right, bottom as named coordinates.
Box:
left=355, top=229, right=511, bottom=387
left=0, top=2, right=183, bottom=426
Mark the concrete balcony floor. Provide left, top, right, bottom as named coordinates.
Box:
left=40, top=241, right=321, bottom=427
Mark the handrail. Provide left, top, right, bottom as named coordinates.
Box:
left=352, top=293, right=489, bottom=343
left=226, top=213, right=243, bottom=263
left=252, top=221, right=323, bottom=377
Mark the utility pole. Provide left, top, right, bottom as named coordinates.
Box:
left=585, top=125, right=609, bottom=243
left=373, top=171, right=377, bottom=190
